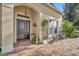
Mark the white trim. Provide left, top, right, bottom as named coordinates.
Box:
left=16, top=12, right=30, bottom=21
left=17, top=17, right=30, bottom=21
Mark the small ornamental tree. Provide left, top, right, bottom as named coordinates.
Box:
left=42, top=19, right=49, bottom=40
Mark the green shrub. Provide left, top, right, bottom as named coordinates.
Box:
left=63, top=20, right=78, bottom=38
left=75, top=31, right=79, bottom=37
left=31, top=35, right=37, bottom=44
left=43, top=35, right=48, bottom=40
left=42, top=19, right=49, bottom=40
left=69, top=32, right=78, bottom=38
left=42, top=19, right=49, bottom=29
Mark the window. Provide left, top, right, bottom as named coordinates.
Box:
left=49, top=20, right=58, bottom=35
left=53, top=20, right=58, bottom=34
left=49, top=20, right=53, bottom=35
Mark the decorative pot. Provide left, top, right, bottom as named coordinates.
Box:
left=43, top=39, right=48, bottom=44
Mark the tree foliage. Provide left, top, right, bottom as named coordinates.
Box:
left=42, top=19, right=49, bottom=30
left=64, top=3, right=79, bottom=29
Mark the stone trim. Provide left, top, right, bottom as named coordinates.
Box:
left=2, top=5, right=13, bottom=9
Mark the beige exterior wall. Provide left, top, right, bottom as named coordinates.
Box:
left=0, top=3, right=63, bottom=53
left=0, top=4, right=2, bottom=48
left=1, top=4, right=13, bottom=53
left=58, top=16, right=63, bottom=32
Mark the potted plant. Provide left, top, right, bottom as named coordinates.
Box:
left=31, top=34, right=40, bottom=44
left=36, top=36, right=40, bottom=44
left=31, top=35, right=37, bottom=44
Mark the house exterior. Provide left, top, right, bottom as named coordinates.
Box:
left=0, top=3, right=63, bottom=53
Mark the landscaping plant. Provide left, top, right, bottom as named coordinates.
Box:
left=43, top=34, right=48, bottom=40
left=42, top=19, right=49, bottom=40
left=63, top=20, right=78, bottom=38
left=31, top=35, right=37, bottom=44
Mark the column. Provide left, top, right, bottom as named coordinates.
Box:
left=36, top=12, right=43, bottom=43
left=1, top=4, right=14, bottom=53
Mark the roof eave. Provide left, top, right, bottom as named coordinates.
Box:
left=47, top=3, right=64, bottom=15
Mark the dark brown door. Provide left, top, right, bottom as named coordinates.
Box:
left=17, top=19, right=30, bottom=40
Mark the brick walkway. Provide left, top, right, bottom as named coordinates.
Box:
left=7, top=38, right=79, bottom=56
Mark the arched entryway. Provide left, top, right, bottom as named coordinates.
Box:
left=13, top=4, right=40, bottom=48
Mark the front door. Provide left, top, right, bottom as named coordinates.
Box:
left=17, top=19, right=30, bottom=41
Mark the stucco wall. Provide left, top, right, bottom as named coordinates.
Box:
left=2, top=5, right=13, bottom=53
left=0, top=4, right=2, bottom=48
left=27, top=4, right=62, bottom=19
left=1, top=3, right=63, bottom=53
left=58, top=16, right=63, bottom=32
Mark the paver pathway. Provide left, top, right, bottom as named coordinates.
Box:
left=7, top=38, right=79, bottom=56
